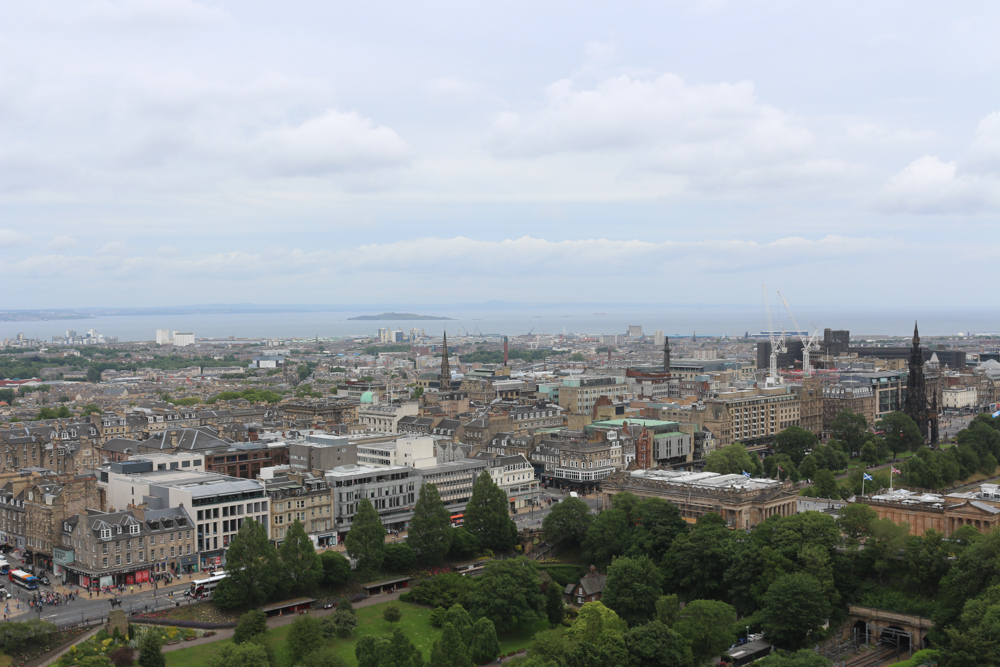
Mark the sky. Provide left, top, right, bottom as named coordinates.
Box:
left=1, top=1, right=999, bottom=310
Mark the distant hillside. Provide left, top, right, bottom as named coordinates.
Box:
left=348, top=312, right=454, bottom=321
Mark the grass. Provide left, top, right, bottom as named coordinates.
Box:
left=163, top=600, right=549, bottom=667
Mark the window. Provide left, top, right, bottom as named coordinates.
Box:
left=116, top=555, right=121, bottom=566
left=130, top=524, right=139, bottom=535
left=100, top=528, right=111, bottom=539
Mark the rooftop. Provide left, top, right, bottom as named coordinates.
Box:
left=629, top=469, right=785, bottom=491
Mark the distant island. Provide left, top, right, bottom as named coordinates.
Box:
left=348, top=312, right=454, bottom=321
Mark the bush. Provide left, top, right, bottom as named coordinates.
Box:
left=407, top=572, right=476, bottom=609
left=383, top=543, right=416, bottom=572
left=398, top=592, right=413, bottom=603
left=108, top=647, right=135, bottom=667
left=430, top=606, right=447, bottom=628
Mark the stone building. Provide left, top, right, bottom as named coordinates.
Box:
left=856, top=486, right=1000, bottom=537
left=266, top=473, right=334, bottom=547
left=22, top=473, right=100, bottom=572
left=601, top=469, right=798, bottom=530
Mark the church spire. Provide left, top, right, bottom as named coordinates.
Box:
left=913, top=321, right=920, bottom=347
left=439, top=331, right=452, bottom=391
left=663, top=335, right=671, bottom=374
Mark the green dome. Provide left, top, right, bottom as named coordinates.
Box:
left=360, top=390, right=375, bottom=404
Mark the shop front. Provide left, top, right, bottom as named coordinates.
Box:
left=53, top=548, right=74, bottom=584
left=178, top=555, right=198, bottom=574
left=200, top=550, right=224, bottom=571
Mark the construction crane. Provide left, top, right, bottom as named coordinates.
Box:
left=777, top=290, right=821, bottom=376
left=762, top=284, right=786, bottom=385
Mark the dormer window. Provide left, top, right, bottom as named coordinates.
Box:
left=116, top=525, right=122, bottom=534
left=130, top=524, right=140, bottom=535
left=100, top=528, right=111, bottom=539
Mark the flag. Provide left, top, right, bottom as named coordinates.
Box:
left=863, top=473, right=873, bottom=481
left=891, top=467, right=901, bottom=474
left=742, top=470, right=751, bottom=478
left=777, top=465, right=784, bottom=472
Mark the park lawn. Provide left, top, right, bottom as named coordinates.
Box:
left=164, top=600, right=550, bottom=667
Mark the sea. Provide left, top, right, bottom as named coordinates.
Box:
left=2, top=306, right=1000, bottom=343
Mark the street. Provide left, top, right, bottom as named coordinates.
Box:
left=510, top=487, right=602, bottom=530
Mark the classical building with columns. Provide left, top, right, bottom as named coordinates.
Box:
left=600, top=469, right=798, bottom=530
left=855, top=486, right=1000, bottom=537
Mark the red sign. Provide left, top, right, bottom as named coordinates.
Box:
left=135, top=570, right=150, bottom=583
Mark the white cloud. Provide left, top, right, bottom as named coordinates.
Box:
left=877, top=110, right=1000, bottom=214
left=251, top=110, right=411, bottom=177
left=845, top=122, right=936, bottom=145
left=484, top=73, right=851, bottom=194
left=0, top=229, right=32, bottom=248
left=46, top=235, right=78, bottom=250
left=97, top=242, right=128, bottom=256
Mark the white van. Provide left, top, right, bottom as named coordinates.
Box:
left=569, top=491, right=579, bottom=498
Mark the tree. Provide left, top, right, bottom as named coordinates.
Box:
left=773, top=426, right=818, bottom=465
left=80, top=403, right=101, bottom=415
left=662, top=514, right=734, bottom=602
left=582, top=508, right=631, bottom=569
left=383, top=603, right=402, bottom=627
left=345, top=498, right=387, bottom=577
left=327, top=600, right=358, bottom=638
left=602, top=555, right=664, bottom=627
left=543, top=496, right=593, bottom=547
left=447, top=527, right=480, bottom=560
left=878, top=411, right=923, bottom=459
left=0, top=388, right=15, bottom=405
left=813, top=469, right=839, bottom=499
left=837, top=503, right=877, bottom=541
left=445, top=603, right=474, bottom=645
left=469, top=617, right=501, bottom=664
left=299, top=649, right=348, bottom=667
left=429, top=623, right=473, bottom=667
left=214, top=519, right=279, bottom=609
left=286, top=615, right=324, bottom=665
left=207, top=642, right=270, bottom=667
left=761, top=573, right=830, bottom=649
left=407, top=483, right=453, bottom=564
left=830, top=410, right=869, bottom=456
left=233, top=610, right=268, bottom=644
left=704, top=443, right=763, bottom=476
left=624, top=621, right=694, bottom=667
left=466, top=557, right=545, bottom=633
left=546, top=583, right=565, bottom=626
left=627, top=498, right=688, bottom=560
left=655, top=594, right=681, bottom=627
left=0, top=619, right=56, bottom=652
left=859, top=441, right=879, bottom=464
left=384, top=542, right=416, bottom=571
left=673, top=599, right=738, bottom=665
left=279, top=520, right=323, bottom=595
left=567, top=601, right=628, bottom=644
left=138, top=631, right=165, bottom=667
left=464, top=471, right=518, bottom=552
left=320, top=550, right=351, bottom=587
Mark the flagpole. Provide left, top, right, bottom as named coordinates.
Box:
left=890, top=467, right=893, bottom=492
left=862, top=475, right=865, bottom=499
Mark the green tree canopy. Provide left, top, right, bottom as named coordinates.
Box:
left=542, top=496, right=593, bottom=547
left=320, top=550, right=352, bottom=587
left=138, top=630, right=165, bottom=667
left=627, top=497, right=688, bottom=561
left=773, top=426, right=818, bottom=465
left=704, top=443, right=764, bottom=476
left=673, top=599, right=738, bottom=664
left=233, top=610, right=267, bottom=644
left=469, top=618, right=501, bottom=664
left=214, top=519, right=279, bottom=609
left=466, top=557, right=545, bottom=633
left=663, top=513, right=735, bottom=602
left=624, top=621, right=694, bottom=667
left=286, top=616, right=324, bottom=665
left=567, top=601, right=628, bottom=645
left=345, top=498, right=387, bottom=577
left=830, top=410, right=869, bottom=456
left=761, top=573, right=830, bottom=649
left=545, top=583, right=565, bottom=626
left=407, top=483, right=453, bottom=564
left=464, top=471, right=518, bottom=552
left=279, top=519, right=323, bottom=595
left=878, top=411, right=923, bottom=459
left=429, top=623, right=473, bottom=667
left=602, top=555, right=664, bottom=627
left=582, top=508, right=631, bottom=569
left=207, top=641, right=270, bottom=667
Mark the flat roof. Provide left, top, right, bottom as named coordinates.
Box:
left=591, top=419, right=678, bottom=427
left=629, top=469, right=785, bottom=491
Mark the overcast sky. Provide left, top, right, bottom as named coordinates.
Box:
left=2, top=1, right=999, bottom=309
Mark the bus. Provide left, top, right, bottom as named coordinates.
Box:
left=450, top=514, right=464, bottom=527
left=9, top=569, right=38, bottom=590
left=186, top=572, right=227, bottom=598
left=0, top=558, right=9, bottom=575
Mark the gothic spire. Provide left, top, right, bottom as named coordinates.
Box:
left=663, top=335, right=671, bottom=373
left=913, top=321, right=920, bottom=347
left=439, top=331, right=452, bottom=391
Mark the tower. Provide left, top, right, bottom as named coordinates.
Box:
left=904, top=322, right=934, bottom=443
left=439, top=331, right=452, bottom=391
left=663, top=335, right=671, bottom=374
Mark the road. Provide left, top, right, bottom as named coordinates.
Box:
left=3, top=550, right=199, bottom=628
left=510, top=487, right=602, bottom=530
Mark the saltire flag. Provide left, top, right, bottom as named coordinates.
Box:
left=742, top=470, right=751, bottom=478
left=891, top=467, right=901, bottom=474
left=863, top=473, right=873, bottom=481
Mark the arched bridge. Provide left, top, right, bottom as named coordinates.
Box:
left=846, top=605, right=934, bottom=653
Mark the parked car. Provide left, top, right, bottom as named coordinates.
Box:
left=0, top=587, right=10, bottom=600
left=38, top=574, right=50, bottom=586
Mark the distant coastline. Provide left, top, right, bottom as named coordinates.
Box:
left=348, top=312, right=454, bottom=321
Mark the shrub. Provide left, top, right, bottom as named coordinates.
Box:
left=108, top=647, right=135, bottom=667
left=430, top=606, right=447, bottom=628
